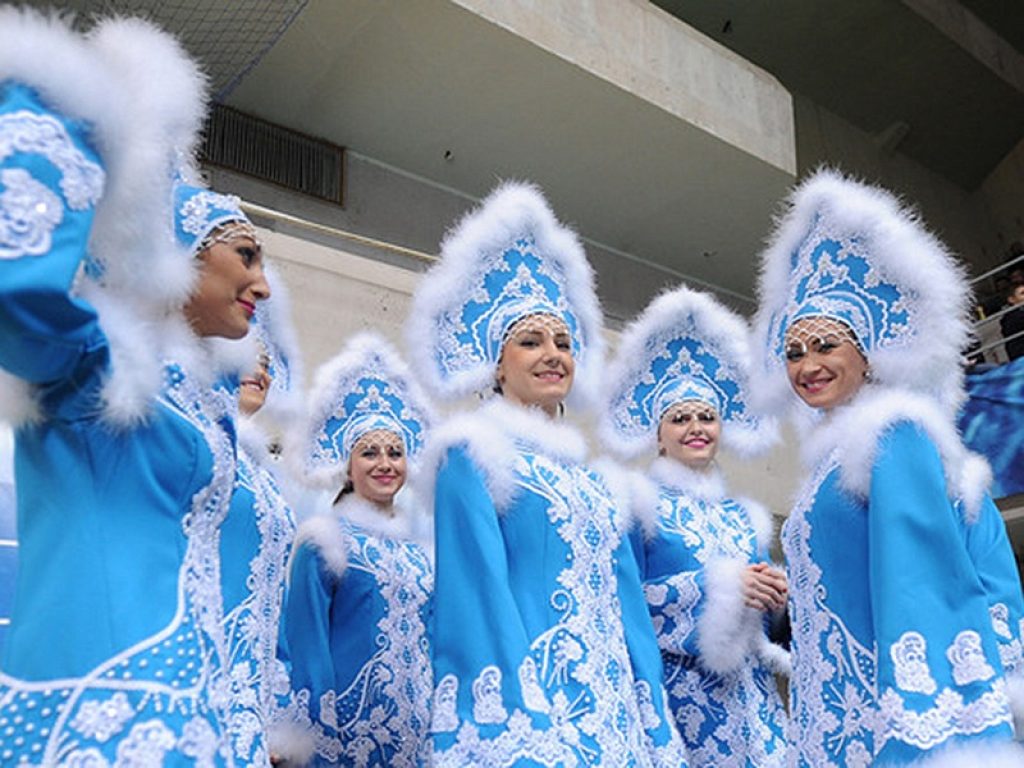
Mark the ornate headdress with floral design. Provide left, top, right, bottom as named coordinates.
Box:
left=601, top=285, right=774, bottom=459
left=406, top=181, right=605, bottom=409
left=173, top=180, right=258, bottom=257
left=296, top=333, right=433, bottom=489
left=752, top=168, right=971, bottom=415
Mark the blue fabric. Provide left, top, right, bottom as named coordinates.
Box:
left=0, top=83, right=241, bottom=765
left=0, top=482, right=15, bottom=659
left=281, top=511, right=433, bottom=766
left=429, top=443, right=688, bottom=766
left=784, top=422, right=1021, bottom=766
left=959, top=356, right=1024, bottom=498
left=173, top=180, right=249, bottom=256
left=220, top=439, right=297, bottom=764
left=631, top=488, right=787, bottom=766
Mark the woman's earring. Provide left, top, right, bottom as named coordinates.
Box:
left=863, top=367, right=874, bottom=382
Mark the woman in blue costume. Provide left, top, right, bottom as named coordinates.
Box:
left=751, top=169, right=1024, bottom=766
left=219, top=265, right=305, bottom=765
left=600, top=285, right=790, bottom=767
left=0, top=10, right=275, bottom=764
left=280, top=332, right=435, bottom=766
left=405, top=182, right=689, bottom=767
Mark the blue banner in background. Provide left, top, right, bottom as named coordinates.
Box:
left=960, top=356, right=1024, bottom=499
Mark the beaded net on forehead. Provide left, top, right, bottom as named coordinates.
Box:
left=351, top=429, right=405, bottom=456
left=662, top=400, right=718, bottom=423
left=782, top=316, right=864, bottom=359
left=198, top=220, right=262, bottom=254
left=501, top=313, right=571, bottom=347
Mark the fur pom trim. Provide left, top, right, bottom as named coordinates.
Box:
left=907, top=739, right=1024, bottom=767
left=406, top=181, right=606, bottom=412
left=335, top=493, right=414, bottom=542
left=293, top=514, right=348, bottom=577
left=0, top=371, right=41, bottom=427
left=735, top=496, right=775, bottom=557
left=752, top=167, right=972, bottom=419
left=255, top=262, right=304, bottom=422
left=697, top=557, right=761, bottom=675
left=266, top=718, right=317, bottom=766
left=415, top=398, right=588, bottom=515
left=801, top=386, right=992, bottom=523
left=625, top=470, right=663, bottom=541
left=648, top=457, right=726, bottom=502
left=755, top=635, right=791, bottom=677
left=291, top=332, right=434, bottom=492
left=600, top=284, right=776, bottom=459
left=1007, top=672, right=1024, bottom=740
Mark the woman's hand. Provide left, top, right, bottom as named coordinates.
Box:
left=742, top=562, right=788, bottom=611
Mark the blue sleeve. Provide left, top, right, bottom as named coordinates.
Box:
left=869, top=422, right=1015, bottom=764
left=965, top=494, right=1024, bottom=688
left=280, top=541, right=339, bottom=753
left=639, top=543, right=706, bottom=659
left=429, top=445, right=550, bottom=747
left=0, top=83, right=108, bottom=389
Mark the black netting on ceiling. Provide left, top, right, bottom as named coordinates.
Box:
left=26, top=0, right=308, bottom=100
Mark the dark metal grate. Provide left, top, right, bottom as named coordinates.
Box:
left=201, top=104, right=344, bottom=205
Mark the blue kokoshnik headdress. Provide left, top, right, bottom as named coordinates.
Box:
left=406, top=181, right=606, bottom=409
left=752, top=168, right=972, bottom=415
left=297, top=333, right=434, bottom=489
left=601, top=285, right=774, bottom=459
left=173, top=180, right=256, bottom=257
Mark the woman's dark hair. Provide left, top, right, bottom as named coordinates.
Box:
left=333, top=479, right=354, bottom=505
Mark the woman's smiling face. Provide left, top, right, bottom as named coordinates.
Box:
left=784, top=317, right=868, bottom=410
left=658, top=402, right=721, bottom=470
left=183, top=233, right=269, bottom=339
left=496, top=314, right=575, bottom=417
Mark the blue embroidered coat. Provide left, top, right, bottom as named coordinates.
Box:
left=630, top=458, right=788, bottom=767
left=426, top=400, right=689, bottom=767
left=0, top=79, right=245, bottom=764
left=220, top=419, right=298, bottom=764
left=784, top=390, right=1024, bottom=766
left=281, top=495, right=434, bottom=766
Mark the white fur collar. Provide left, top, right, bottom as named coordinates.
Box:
left=237, top=417, right=272, bottom=464
left=416, top=397, right=588, bottom=513
left=334, top=493, right=414, bottom=541
left=648, top=456, right=726, bottom=502
left=801, top=385, right=991, bottom=522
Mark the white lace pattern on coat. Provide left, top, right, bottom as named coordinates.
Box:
left=0, top=362, right=239, bottom=766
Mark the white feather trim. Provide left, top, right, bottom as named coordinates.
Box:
left=237, top=417, right=273, bottom=464
left=406, top=181, right=606, bottom=412
left=0, top=371, right=41, bottom=427
left=256, top=262, right=305, bottom=422
left=0, top=10, right=208, bottom=426
left=648, top=457, right=726, bottom=502
left=907, top=739, right=1024, bottom=767
left=752, top=168, right=972, bottom=419
left=801, top=386, right=992, bottom=523
left=293, top=514, right=348, bottom=577
left=335, top=493, right=414, bottom=542
left=697, top=557, right=761, bottom=675
left=291, top=332, right=434, bottom=491
left=735, top=496, right=775, bottom=557
left=755, top=634, right=791, bottom=677
left=415, top=398, right=588, bottom=515
left=590, top=457, right=636, bottom=533
left=1007, top=672, right=1024, bottom=740
left=600, top=284, right=776, bottom=459
left=266, top=718, right=316, bottom=766
left=625, top=471, right=663, bottom=541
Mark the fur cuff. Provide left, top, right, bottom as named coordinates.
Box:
left=755, top=635, right=791, bottom=677
left=266, top=718, right=317, bottom=766
left=908, top=739, right=1024, bottom=767
left=1006, top=672, right=1024, bottom=740
left=696, top=557, right=760, bottom=674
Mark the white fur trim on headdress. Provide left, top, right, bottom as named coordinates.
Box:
left=253, top=262, right=304, bottom=422
left=801, top=387, right=992, bottom=523
left=0, top=10, right=208, bottom=426
left=406, top=181, right=606, bottom=411
left=753, top=167, right=971, bottom=419
left=414, top=398, right=588, bottom=516
left=292, top=332, right=434, bottom=491
left=602, top=285, right=777, bottom=460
